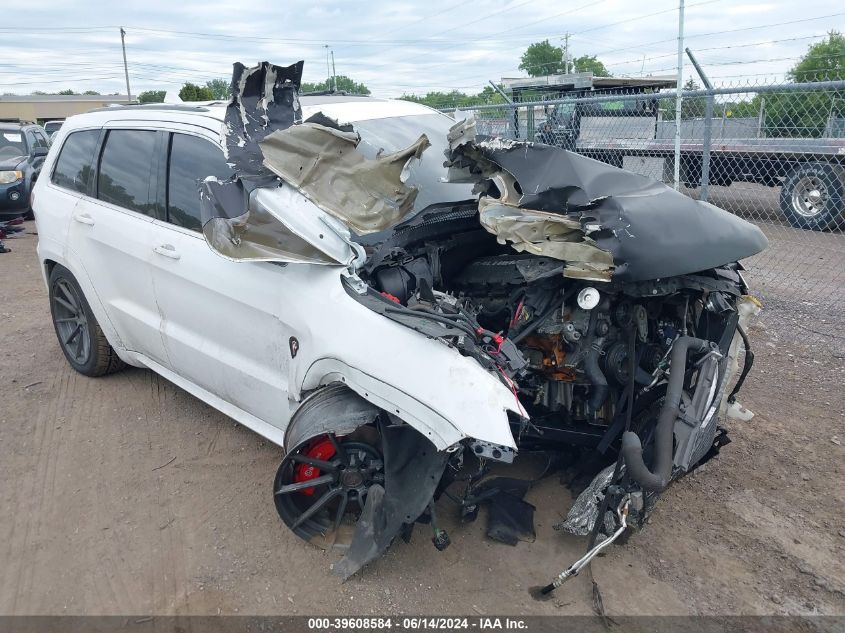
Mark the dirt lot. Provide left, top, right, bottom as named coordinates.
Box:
left=1, top=224, right=843, bottom=616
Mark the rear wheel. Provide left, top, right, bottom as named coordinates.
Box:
left=779, top=163, right=845, bottom=231
left=49, top=265, right=125, bottom=376
left=274, top=428, right=384, bottom=548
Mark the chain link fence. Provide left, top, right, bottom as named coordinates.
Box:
left=438, top=78, right=845, bottom=351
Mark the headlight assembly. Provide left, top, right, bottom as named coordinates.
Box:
left=0, top=170, right=23, bottom=184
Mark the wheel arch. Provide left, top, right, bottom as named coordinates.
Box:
left=283, top=382, right=383, bottom=453
left=297, top=358, right=473, bottom=452
left=43, top=259, right=132, bottom=364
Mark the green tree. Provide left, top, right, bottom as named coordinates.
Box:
left=400, top=86, right=506, bottom=112
left=138, top=90, right=166, bottom=104
left=789, top=30, right=845, bottom=82
left=519, top=40, right=564, bottom=77
left=205, top=78, right=230, bottom=100
left=761, top=31, right=845, bottom=137
left=83, top=90, right=100, bottom=95
left=179, top=82, right=214, bottom=101
left=300, top=75, right=371, bottom=95
left=572, top=54, right=611, bottom=77
left=57, top=89, right=77, bottom=95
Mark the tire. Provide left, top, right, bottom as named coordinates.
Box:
left=274, top=427, right=384, bottom=549
left=48, top=265, right=125, bottom=377
left=779, top=163, right=845, bottom=231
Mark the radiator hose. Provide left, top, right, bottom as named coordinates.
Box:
left=621, top=336, right=711, bottom=491
left=582, top=306, right=609, bottom=416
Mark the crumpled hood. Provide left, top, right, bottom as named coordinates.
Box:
left=444, top=118, right=768, bottom=282
left=198, top=63, right=766, bottom=283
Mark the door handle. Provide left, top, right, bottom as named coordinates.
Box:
left=73, top=212, right=95, bottom=226
left=153, top=244, right=181, bottom=260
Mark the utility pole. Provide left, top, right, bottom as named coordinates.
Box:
left=673, top=0, right=685, bottom=190
left=561, top=33, right=570, bottom=74
left=331, top=49, right=337, bottom=92
left=120, top=27, right=132, bottom=102
left=324, top=45, right=331, bottom=90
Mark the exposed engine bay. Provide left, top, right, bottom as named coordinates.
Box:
left=203, top=61, right=768, bottom=587
left=350, top=198, right=758, bottom=520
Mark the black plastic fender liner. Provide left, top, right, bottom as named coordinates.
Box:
left=621, top=336, right=711, bottom=491
left=333, top=423, right=449, bottom=579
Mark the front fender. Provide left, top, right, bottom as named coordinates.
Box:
left=300, top=353, right=520, bottom=452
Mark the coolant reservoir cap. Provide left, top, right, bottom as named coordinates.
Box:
left=577, top=287, right=601, bottom=310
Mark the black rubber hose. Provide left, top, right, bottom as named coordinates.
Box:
left=584, top=339, right=608, bottom=415
left=727, top=324, right=754, bottom=404
left=621, top=336, right=711, bottom=491
left=383, top=306, right=478, bottom=340
left=584, top=308, right=608, bottom=416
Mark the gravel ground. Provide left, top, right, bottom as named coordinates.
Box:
left=0, top=224, right=843, bottom=616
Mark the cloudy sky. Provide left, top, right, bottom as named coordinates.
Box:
left=1, top=0, right=841, bottom=98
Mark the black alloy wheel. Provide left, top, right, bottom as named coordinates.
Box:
left=274, top=432, right=384, bottom=547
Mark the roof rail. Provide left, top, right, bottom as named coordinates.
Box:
left=299, top=90, right=371, bottom=97
left=88, top=104, right=212, bottom=113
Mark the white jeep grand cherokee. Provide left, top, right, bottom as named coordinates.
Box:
left=32, top=64, right=766, bottom=580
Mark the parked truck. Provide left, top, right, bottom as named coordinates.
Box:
left=496, top=73, right=845, bottom=231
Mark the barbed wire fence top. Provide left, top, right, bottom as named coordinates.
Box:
left=436, top=75, right=845, bottom=352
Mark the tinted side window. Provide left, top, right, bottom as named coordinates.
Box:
left=51, top=130, right=100, bottom=194
left=97, top=129, right=158, bottom=216
left=167, top=133, right=233, bottom=231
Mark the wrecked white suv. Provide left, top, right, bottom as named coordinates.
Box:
left=34, top=61, right=767, bottom=582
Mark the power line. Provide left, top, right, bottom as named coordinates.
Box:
left=0, top=74, right=124, bottom=87
left=601, top=34, right=830, bottom=70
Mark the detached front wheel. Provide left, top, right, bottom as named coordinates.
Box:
left=274, top=430, right=384, bottom=548
left=779, top=163, right=845, bottom=231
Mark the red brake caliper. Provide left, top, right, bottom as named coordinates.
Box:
left=293, top=437, right=337, bottom=496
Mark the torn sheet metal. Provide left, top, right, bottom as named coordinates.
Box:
left=445, top=117, right=768, bottom=282
left=478, top=197, right=614, bottom=281
left=259, top=116, right=431, bottom=234
left=225, top=60, right=303, bottom=183
left=199, top=61, right=305, bottom=260
left=201, top=182, right=357, bottom=265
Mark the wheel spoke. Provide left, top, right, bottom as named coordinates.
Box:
left=331, top=491, right=349, bottom=534
left=288, top=453, right=339, bottom=472
left=64, top=324, right=82, bottom=345
left=75, top=331, right=84, bottom=359
left=274, top=473, right=335, bottom=495
left=291, top=488, right=343, bottom=529
left=55, top=317, right=78, bottom=324
left=327, top=433, right=348, bottom=465
left=58, top=283, right=78, bottom=309
left=54, top=296, right=77, bottom=314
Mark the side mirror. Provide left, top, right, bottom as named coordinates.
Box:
left=31, top=146, right=48, bottom=158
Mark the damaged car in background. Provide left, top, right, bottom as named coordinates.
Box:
left=34, top=61, right=767, bottom=585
